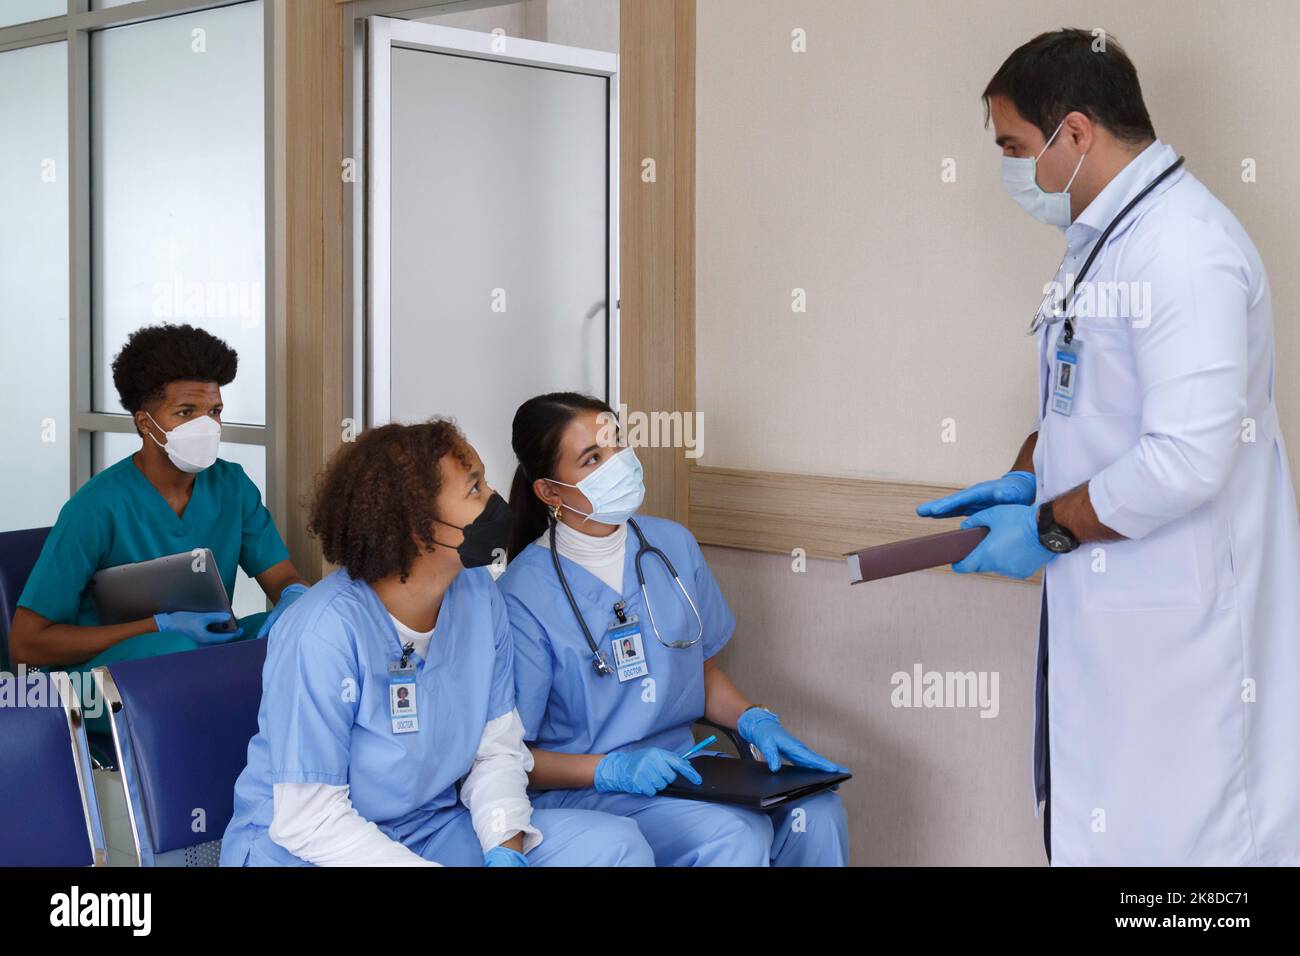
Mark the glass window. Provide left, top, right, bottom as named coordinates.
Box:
left=0, top=1, right=64, bottom=29
left=90, top=0, right=266, bottom=425
left=0, top=41, right=69, bottom=533
left=93, top=432, right=269, bottom=616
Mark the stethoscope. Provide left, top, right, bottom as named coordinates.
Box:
left=1027, top=156, right=1185, bottom=343
left=550, top=516, right=705, bottom=677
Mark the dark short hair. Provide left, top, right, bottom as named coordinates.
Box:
left=983, top=28, right=1156, bottom=145
left=308, top=420, right=473, bottom=584
left=111, top=323, right=238, bottom=414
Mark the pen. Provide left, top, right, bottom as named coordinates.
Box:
left=680, top=734, right=716, bottom=761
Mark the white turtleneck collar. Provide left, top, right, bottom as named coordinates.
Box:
left=535, top=520, right=627, bottom=593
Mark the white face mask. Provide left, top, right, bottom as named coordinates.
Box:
left=1001, top=119, right=1087, bottom=227
left=547, top=447, right=645, bottom=526
left=145, top=411, right=221, bottom=474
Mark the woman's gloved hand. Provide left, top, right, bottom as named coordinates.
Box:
left=738, top=708, right=850, bottom=774
left=483, top=846, right=529, bottom=867
left=257, top=582, right=309, bottom=638
left=594, top=747, right=702, bottom=795
left=153, top=610, right=243, bottom=646
left=916, top=470, right=1036, bottom=519
left=952, top=504, right=1057, bottom=580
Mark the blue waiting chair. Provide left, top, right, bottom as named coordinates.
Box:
left=0, top=525, right=116, bottom=769
left=0, top=526, right=51, bottom=672
left=0, top=670, right=108, bottom=866
left=95, top=637, right=267, bottom=866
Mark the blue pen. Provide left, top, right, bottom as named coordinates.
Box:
left=680, top=734, right=716, bottom=761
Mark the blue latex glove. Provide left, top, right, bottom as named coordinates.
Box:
left=738, top=708, right=850, bottom=774
left=153, top=610, right=243, bottom=646
left=916, top=470, right=1036, bottom=518
left=594, top=747, right=702, bottom=796
left=256, top=582, right=308, bottom=638
left=484, top=846, right=529, bottom=867
left=952, top=504, right=1057, bottom=579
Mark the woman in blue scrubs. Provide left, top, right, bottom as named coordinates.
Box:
left=9, top=324, right=307, bottom=721
left=499, top=392, right=850, bottom=866
left=221, top=419, right=652, bottom=867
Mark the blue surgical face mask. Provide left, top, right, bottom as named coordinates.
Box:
left=1001, top=119, right=1087, bottom=228
left=548, top=447, right=645, bottom=525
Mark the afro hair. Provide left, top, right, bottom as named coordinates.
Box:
left=111, top=323, right=239, bottom=413
left=308, top=420, right=474, bottom=583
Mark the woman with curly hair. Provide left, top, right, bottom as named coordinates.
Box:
left=221, top=419, right=653, bottom=867
left=9, top=323, right=307, bottom=702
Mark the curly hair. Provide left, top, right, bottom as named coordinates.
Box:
left=308, top=419, right=474, bottom=584
left=111, top=323, right=239, bottom=413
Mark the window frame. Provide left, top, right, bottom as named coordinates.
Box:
left=0, top=0, right=282, bottom=522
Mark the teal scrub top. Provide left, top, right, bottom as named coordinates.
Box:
left=17, top=454, right=289, bottom=652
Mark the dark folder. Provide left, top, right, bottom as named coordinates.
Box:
left=845, top=527, right=989, bottom=584
left=661, top=755, right=851, bottom=809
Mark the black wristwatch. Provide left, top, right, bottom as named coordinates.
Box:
left=1037, top=500, right=1079, bottom=554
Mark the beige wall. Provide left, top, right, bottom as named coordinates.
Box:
left=697, top=0, right=1300, bottom=486
left=695, top=0, right=1300, bottom=864
left=705, top=546, right=1046, bottom=865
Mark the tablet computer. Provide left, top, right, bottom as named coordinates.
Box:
left=661, top=754, right=851, bottom=809
left=88, top=549, right=236, bottom=631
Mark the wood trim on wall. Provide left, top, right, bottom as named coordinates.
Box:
left=619, top=0, right=695, bottom=526
left=672, top=0, right=695, bottom=528
left=282, top=0, right=347, bottom=580
left=689, top=465, right=1037, bottom=584
left=283, top=0, right=693, bottom=577
left=690, top=466, right=959, bottom=560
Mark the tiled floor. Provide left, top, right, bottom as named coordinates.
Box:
left=93, top=768, right=138, bottom=866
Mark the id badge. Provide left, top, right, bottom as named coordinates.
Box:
left=387, top=661, right=419, bottom=734
left=1051, top=335, right=1082, bottom=416
left=608, top=618, right=648, bottom=683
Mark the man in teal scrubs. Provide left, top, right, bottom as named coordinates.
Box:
left=8, top=324, right=308, bottom=727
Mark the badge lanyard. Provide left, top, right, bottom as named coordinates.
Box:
left=388, top=641, right=420, bottom=734
left=1028, top=156, right=1186, bottom=416
left=549, top=516, right=704, bottom=678
left=607, top=601, right=649, bottom=684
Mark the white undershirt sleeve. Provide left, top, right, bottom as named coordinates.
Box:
left=460, top=708, right=543, bottom=855
left=270, top=782, right=440, bottom=867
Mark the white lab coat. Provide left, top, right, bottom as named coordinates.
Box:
left=1032, top=140, right=1300, bottom=865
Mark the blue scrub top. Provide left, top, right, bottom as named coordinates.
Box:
left=17, top=455, right=288, bottom=639
left=221, top=566, right=516, bottom=866
left=498, top=514, right=735, bottom=757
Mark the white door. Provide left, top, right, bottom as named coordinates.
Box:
left=366, top=17, right=619, bottom=492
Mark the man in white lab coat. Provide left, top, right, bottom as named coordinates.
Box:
left=918, top=28, right=1300, bottom=865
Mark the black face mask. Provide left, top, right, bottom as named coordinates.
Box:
left=433, top=492, right=513, bottom=569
